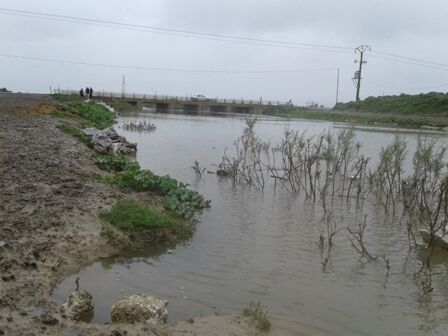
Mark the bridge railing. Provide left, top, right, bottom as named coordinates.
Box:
left=55, top=89, right=293, bottom=106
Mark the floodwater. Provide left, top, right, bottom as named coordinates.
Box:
left=53, top=113, right=448, bottom=335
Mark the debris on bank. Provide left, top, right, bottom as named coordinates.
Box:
left=82, top=127, right=137, bottom=155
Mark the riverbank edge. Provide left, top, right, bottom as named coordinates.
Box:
left=263, top=108, right=448, bottom=131
left=0, top=93, right=259, bottom=336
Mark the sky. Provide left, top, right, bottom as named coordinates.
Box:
left=1, top=0, right=448, bottom=106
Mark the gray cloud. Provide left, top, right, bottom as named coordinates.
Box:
left=1, top=0, right=447, bottom=106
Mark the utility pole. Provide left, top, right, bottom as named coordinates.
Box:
left=121, top=75, right=126, bottom=99
left=336, top=68, right=340, bottom=104
left=352, top=45, right=370, bottom=101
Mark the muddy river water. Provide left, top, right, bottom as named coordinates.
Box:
left=53, top=113, right=448, bottom=335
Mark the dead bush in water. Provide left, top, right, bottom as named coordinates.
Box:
left=191, top=160, right=206, bottom=179
left=317, top=211, right=339, bottom=272
left=371, top=135, right=407, bottom=215
left=217, top=126, right=371, bottom=205
left=121, top=120, right=156, bottom=132
left=216, top=117, right=268, bottom=190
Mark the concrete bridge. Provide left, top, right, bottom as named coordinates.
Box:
left=57, top=90, right=292, bottom=114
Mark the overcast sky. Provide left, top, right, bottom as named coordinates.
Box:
left=1, top=0, right=448, bottom=106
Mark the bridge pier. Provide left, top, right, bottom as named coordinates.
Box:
left=155, top=102, right=170, bottom=112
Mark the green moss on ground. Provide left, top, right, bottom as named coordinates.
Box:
left=100, top=199, right=191, bottom=238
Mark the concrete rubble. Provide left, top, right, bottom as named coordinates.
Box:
left=82, top=127, right=137, bottom=155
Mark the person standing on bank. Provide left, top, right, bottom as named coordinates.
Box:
left=89, top=87, right=93, bottom=99
left=79, top=88, right=84, bottom=97
left=85, top=87, right=90, bottom=99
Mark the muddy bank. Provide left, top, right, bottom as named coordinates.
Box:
left=0, top=94, right=258, bottom=336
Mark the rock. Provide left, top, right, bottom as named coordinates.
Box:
left=103, top=127, right=119, bottom=140
left=109, top=330, right=122, bottom=336
left=60, top=290, right=94, bottom=322
left=40, top=312, right=59, bottom=325
left=111, top=294, right=168, bottom=325
left=92, top=133, right=113, bottom=154
left=83, top=127, right=137, bottom=154
left=82, top=128, right=100, bottom=138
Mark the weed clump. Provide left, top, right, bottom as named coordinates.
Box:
left=242, top=302, right=271, bottom=332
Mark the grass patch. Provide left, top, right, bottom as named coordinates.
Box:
left=100, top=199, right=191, bottom=237
left=57, top=124, right=90, bottom=145
left=64, top=102, right=115, bottom=129
left=242, top=302, right=271, bottom=332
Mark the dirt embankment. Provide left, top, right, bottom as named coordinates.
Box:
left=0, top=94, right=257, bottom=336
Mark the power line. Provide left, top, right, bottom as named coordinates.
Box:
left=372, top=50, right=448, bottom=69
left=364, top=79, right=448, bottom=93
left=0, top=52, right=339, bottom=74
left=369, top=54, right=448, bottom=72
left=0, top=7, right=354, bottom=53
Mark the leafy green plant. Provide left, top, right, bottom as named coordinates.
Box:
left=242, top=302, right=271, bottom=331
left=95, top=154, right=210, bottom=220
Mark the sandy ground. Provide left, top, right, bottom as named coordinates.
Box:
left=0, top=93, right=259, bottom=336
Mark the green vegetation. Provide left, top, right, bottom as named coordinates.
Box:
left=264, top=105, right=447, bottom=129
left=263, top=93, right=448, bottom=128
left=335, top=92, right=448, bottom=115
left=93, top=154, right=140, bottom=172
left=242, top=302, right=271, bottom=332
left=56, top=124, right=90, bottom=145
left=94, top=155, right=210, bottom=220
left=100, top=199, right=191, bottom=237
left=64, top=102, right=115, bottom=129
